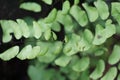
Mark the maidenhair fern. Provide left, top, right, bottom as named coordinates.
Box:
left=0, top=0, right=120, bottom=80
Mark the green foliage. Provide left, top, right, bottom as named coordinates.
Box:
left=20, top=2, right=41, bottom=12
left=0, top=0, right=120, bottom=80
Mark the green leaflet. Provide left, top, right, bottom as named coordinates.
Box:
left=57, top=11, right=74, bottom=32
left=52, top=32, right=57, bottom=40
left=63, top=34, right=80, bottom=56
left=82, top=3, right=98, bottom=22
left=0, top=46, right=19, bottom=61
left=94, top=0, right=109, bottom=20
left=70, top=5, right=88, bottom=27
left=16, top=19, right=30, bottom=38
left=56, top=11, right=74, bottom=33
left=101, top=67, right=117, bottom=80
left=72, top=57, right=89, bottom=72
left=20, top=2, right=41, bottom=12
left=90, top=60, right=105, bottom=80
left=55, top=55, right=72, bottom=67
left=28, top=65, right=44, bottom=80
left=79, top=70, right=90, bottom=80
left=8, top=20, right=22, bottom=39
left=53, top=41, right=63, bottom=54
left=74, top=0, right=79, bottom=5
left=93, top=20, right=116, bottom=45
left=0, top=46, right=19, bottom=60
left=78, top=29, right=93, bottom=51
left=37, top=42, right=62, bottom=63
left=17, top=45, right=32, bottom=60
left=93, top=24, right=106, bottom=45
left=44, top=28, right=51, bottom=40
left=0, top=20, right=12, bottom=43
left=105, top=19, right=116, bottom=38
left=33, top=21, right=42, bottom=39
left=51, top=22, right=61, bottom=32
left=111, top=2, right=120, bottom=25
left=42, top=0, right=52, bottom=5
left=44, top=8, right=57, bottom=23
left=108, top=45, right=120, bottom=65
left=62, top=1, right=70, bottom=14
left=27, top=46, right=41, bottom=59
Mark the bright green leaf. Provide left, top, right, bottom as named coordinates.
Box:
left=44, top=8, right=57, bottom=23
left=16, top=19, right=30, bottom=38
left=0, top=46, right=19, bottom=61
left=42, top=0, right=52, bottom=5
left=17, top=45, right=32, bottom=60
left=9, top=20, right=22, bottom=39
left=82, top=3, right=98, bottom=22
left=44, top=29, right=51, bottom=40
left=55, top=55, right=72, bottom=67
left=20, top=2, right=41, bottom=12
left=70, top=5, right=88, bottom=27
left=72, top=57, right=89, bottom=72
left=108, top=45, right=120, bottom=65
left=33, top=21, right=42, bottom=39
left=94, top=0, right=109, bottom=20
left=111, top=2, right=120, bottom=25
left=101, top=67, right=117, bottom=80
left=90, top=59, right=105, bottom=80
left=62, top=1, right=70, bottom=14
left=27, top=46, right=41, bottom=59
left=93, top=24, right=106, bottom=45
left=74, top=0, right=79, bottom=5
left=0, top=20, right=12, bottom=43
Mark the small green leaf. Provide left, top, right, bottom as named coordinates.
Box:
left=44, top=8, right=57, bottom=23
left=90, top=60, right=105, bottom=80
left=44, top=29, right=51, bottom=40
left=51, top=22, right=61, bottom=32
left=94, top=0, right=109, bottom=20
left=17, top=45, right=32, bottom=60
left=105, top=19, right=116, bottom=38
left=37, top=42, right=49, bottom=56
left=9, top=20, right=22, bottom=39
left=93, top=24, right=106, bottom=45
left=63, top=34, right=80, bottom=56
left=0, top=20, right=12, bottom=43
left=52, top=32, right=57, bottom=40
left=74, top=0, right=79, bottom=5
left=108, top=45, right=120, bottom=65
left=70, top=5, right=88, bottom=27
left=82, top=3, right=98, bottom=22
left=72, top=57, right=89, bottom=72
left=53, top=41, right=63, bottom=54
left=0, top=46, right=19, bottom=61
left=20, top=2, right=41, bottom=12
left=79, top=70, right=90, bottom=80
left=78, top=29, right=93, bottom=51
left=111, top=2, right=120, bottom=25
left=27, top=46, right=41, bottom=59
left=62, top=0, right=70, bottom=14
left=101, top=67, right=117, bottom=80
left=42, top=0, right=52, bottom=5
left=55, top=55, right=72, bottom=67
left=33, top=21, right=42, bottom=39
left=16, top=19, right=30, bottom=38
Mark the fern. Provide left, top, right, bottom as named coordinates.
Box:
left=0, top=0, right=120, bottom=80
